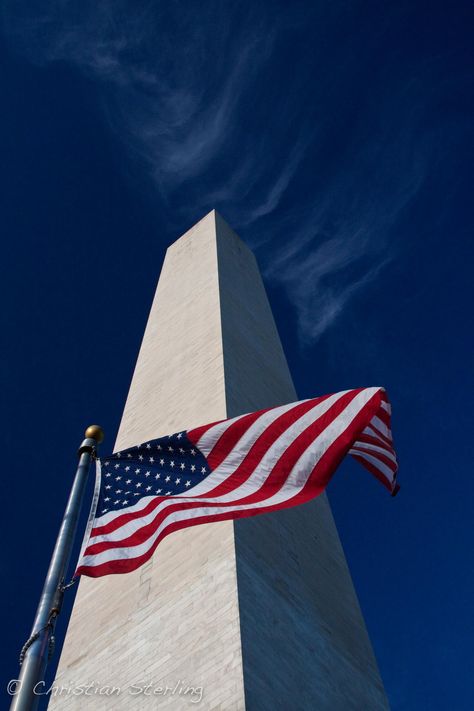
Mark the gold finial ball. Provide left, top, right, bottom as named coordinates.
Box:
left=85, top=425, right=105, bottom=444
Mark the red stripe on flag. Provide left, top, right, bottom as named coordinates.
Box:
left=355, top=432, right=395, bottom=455
left=350, top=445, right=397, bottom=472
left=205, top=409, right=273, bottom=470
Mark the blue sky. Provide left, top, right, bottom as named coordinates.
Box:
left=1, top=1, right=473, bottom=708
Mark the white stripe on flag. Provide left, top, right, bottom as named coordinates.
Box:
left=349, top=449, right=395, bottom=481
left=196, top=399, right=311, bottom=457
left=351, top=440, right=397, bottom=465
left=371, top=415, right=392, bottom=439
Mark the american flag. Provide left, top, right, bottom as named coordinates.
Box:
left=76, top=387, right=398, bottom=577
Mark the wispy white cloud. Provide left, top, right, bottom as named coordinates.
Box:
left=236, top=136, right=313, bottom=226
left=3, top=2, right=278, bottom=188
left=2, top=1, right=432, bottom=344
left=262, top=103, right=428, bottom=343
left=268, top=231, right=392, bottom=343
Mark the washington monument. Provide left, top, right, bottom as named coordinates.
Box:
left=50, top=211, right=389, bottom=709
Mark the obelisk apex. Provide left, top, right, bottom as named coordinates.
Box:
left=50, top=210, right=388, bottom=709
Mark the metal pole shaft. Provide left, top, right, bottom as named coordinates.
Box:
left=10, top=428, right=103, bottom=711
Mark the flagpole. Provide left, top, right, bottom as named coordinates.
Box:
left=9, top=425, right=104, bottom=711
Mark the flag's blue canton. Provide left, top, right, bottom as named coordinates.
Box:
left=98, top=431, right=211, bottom=516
